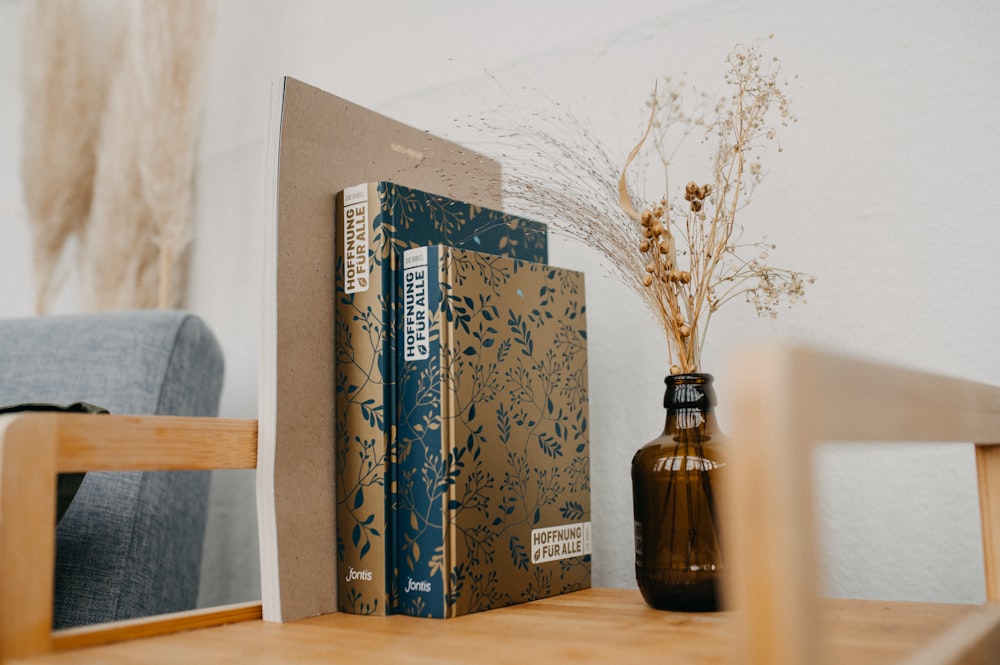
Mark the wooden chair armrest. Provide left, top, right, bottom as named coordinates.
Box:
left=0, top=413, right=258, bottom=660
left=46, top=414, right=258, bottom=471
left=725, top=343, right=1000, bottom=665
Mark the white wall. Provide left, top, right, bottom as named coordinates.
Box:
left=3, top=0, right=1000, bottom=606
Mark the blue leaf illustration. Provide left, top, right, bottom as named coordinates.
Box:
left=560, top=501, right=585, bottom=521
left=509, top=536, right=529, bottom=571
left=538, top=434, right=563, bottom=458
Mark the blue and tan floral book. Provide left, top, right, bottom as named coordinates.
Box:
left=334, top=182, right=548, bottom=615
left=396, top=244, right=591, bottom=618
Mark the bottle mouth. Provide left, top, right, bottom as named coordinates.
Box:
left=664, top=373, right=716, bottom=409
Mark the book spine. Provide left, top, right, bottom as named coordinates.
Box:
left=397, top=245, right=450, bottom=618
left=335, top=182, right=392, bottom=615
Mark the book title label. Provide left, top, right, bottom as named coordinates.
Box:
left=531, top=522, right=592, bottom=564
left=343, top=184, right=370, bottom=293
left=403, top=247, right=430, bottom=362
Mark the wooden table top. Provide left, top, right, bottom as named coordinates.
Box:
left=9, top=588, right=984, bottom=665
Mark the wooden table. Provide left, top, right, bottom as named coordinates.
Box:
left=8, top=588, right=988, bottom=665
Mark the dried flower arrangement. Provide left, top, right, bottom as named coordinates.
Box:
left=480, top=37, right=814, bottom=374
left=617, top=39, right=814, bottom=373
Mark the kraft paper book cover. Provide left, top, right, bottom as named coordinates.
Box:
left=335, top=182, right=549, bottom=615
left=258, top=76, right=503, bottom=622
left=396, top=244, right=591, bottom=618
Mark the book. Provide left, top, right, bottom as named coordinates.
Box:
left=258, top=76, right=503, bottom=622
left=396, top=244, right=592, bottom=618
left=335, top=182, right=549, bottom=615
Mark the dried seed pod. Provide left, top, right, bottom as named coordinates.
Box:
left=670, top=364, right=682, bottom=375
left=643, top=275, right=653, bottom=287
left=679, top=271, right=692, bottom=283
left=679, top=324, right=691, bottom=337
left=641, top=210, right=653, bottom=226
left=646, top=263, right=656, bottom=273
left=639, top=240, right=651, bottom=253
left=690, top=199, right=703, bottom=212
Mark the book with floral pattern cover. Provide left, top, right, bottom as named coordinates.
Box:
left=335, top=182, right=548, bottom=615
left=396, top=244, right=591, bottom=618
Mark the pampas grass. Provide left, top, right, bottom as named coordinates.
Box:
left=137, top=0, right=214, bottom=309
left=84, top=8, right=153, bottom=310
left=21, top=0, right=214, bottom=312
left=20, top=0, right=106, bottom=314
left=84, top=0, right=215, bottom=310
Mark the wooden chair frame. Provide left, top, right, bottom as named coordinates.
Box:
left=724, top=343, right=1000, bottom=664
left=0, top=414, right=261, bottom=661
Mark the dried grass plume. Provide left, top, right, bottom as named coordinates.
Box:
left=85, top=0, right=215, bottom=310
left=20, top=0, right=215, bottom=312
left=20, top=0, right=105, bottom=314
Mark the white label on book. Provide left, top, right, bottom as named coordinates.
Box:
left=403, top=247, right=430, bottom=362
left=530, top=521, right=592, bottom=564
left=343, top=184, right=370, bottom=294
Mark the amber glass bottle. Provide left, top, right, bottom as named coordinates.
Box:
left=631, top=373, right=726, bottom=611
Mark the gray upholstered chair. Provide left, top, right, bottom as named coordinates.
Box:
left=0, top=309, right=224, bottom=628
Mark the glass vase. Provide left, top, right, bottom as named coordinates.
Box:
left=631, top=373, right=726, bottom=611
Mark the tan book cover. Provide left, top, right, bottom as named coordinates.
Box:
left=396, top=245, right=592, bottom=618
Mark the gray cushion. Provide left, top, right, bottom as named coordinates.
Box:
left=0, top=310, right=224, bottom=628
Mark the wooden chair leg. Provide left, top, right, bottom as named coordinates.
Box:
left=0, top=414, right=57, bottom=660
left=726, top=346, right=821, bottom=665
left=976, top=444, right=1000, bottom=601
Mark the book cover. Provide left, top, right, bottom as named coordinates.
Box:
left=334, top=182, right=549, bottom=615
left=397, top=245, right=591, bottom=618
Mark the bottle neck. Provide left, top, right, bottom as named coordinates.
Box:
left=663, top=407, right=718, bottom=434
left=661, top=373, right=716, bottom=435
